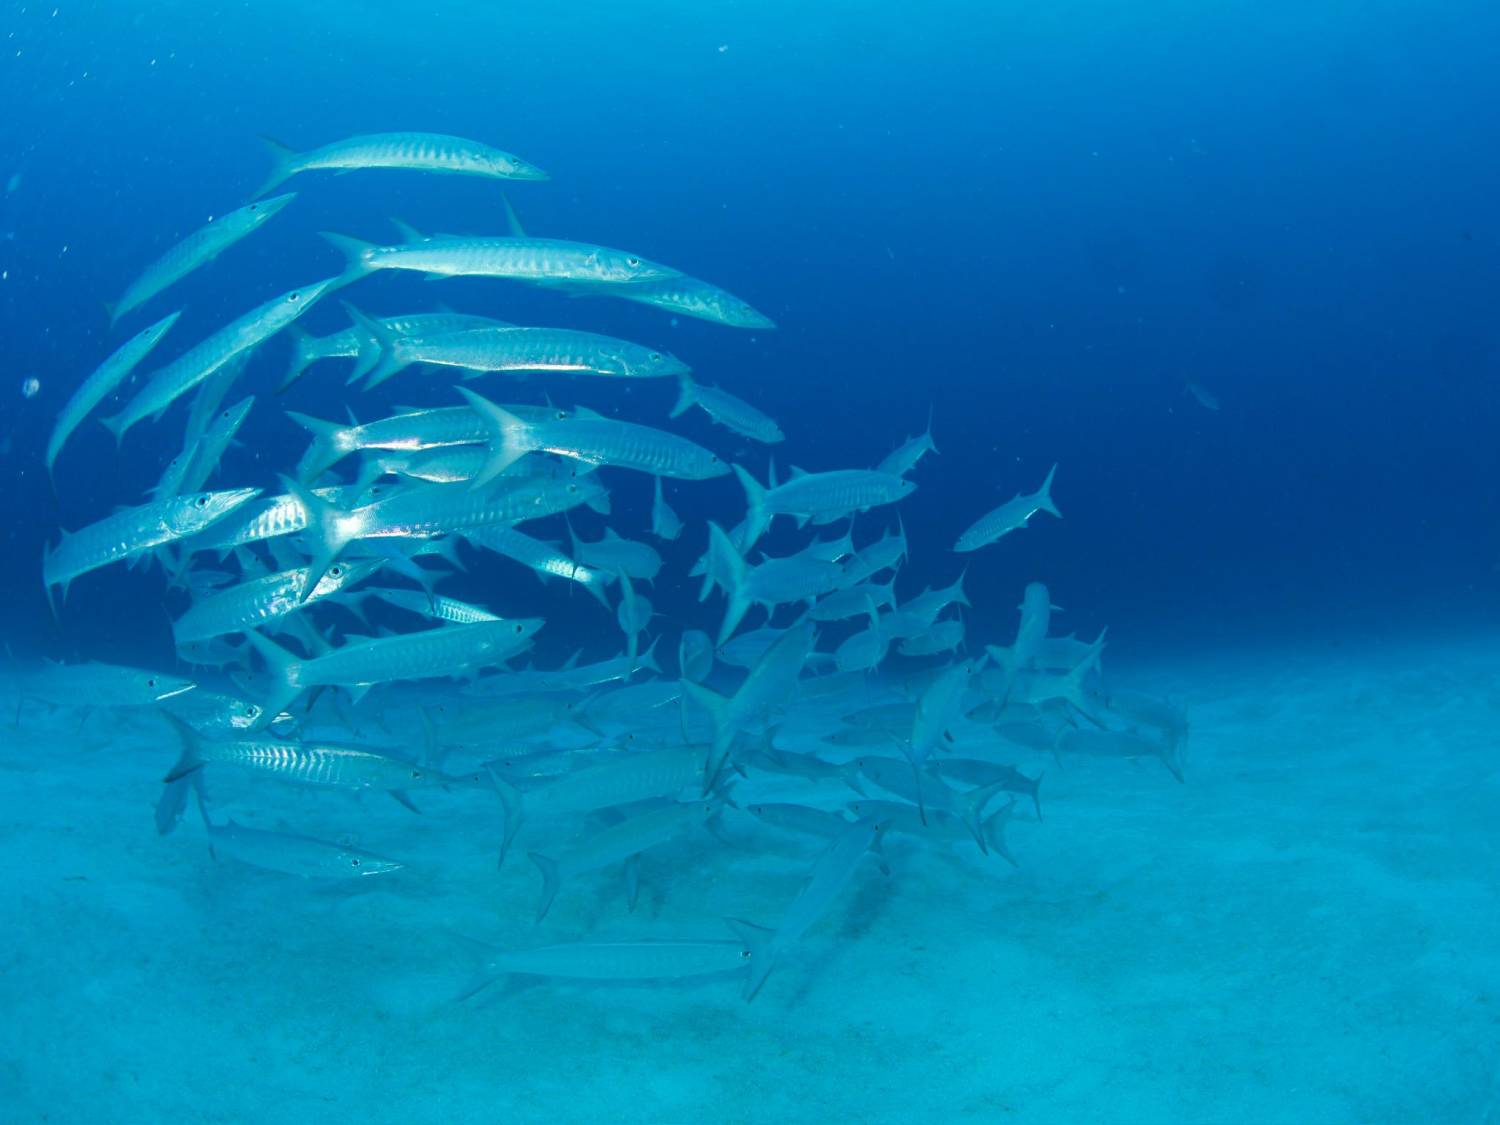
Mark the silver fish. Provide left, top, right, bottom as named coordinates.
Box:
left=954, top=464, right=1060, bottom=552
left=357, top=317, right=688, bottom=386
left=44, top=488, right=261, bottom=602
left=280, top=308, right=509, bottom=391
left=565, top=274, right=776, bottom=329
left=258, top=131, right=546, bottom=195
left=102, top=278, right=338, bottom=442
left=172, top=559, right=381, bottom=645
left=734, top=465, right=915, bottom=550
left=462, top=391, right=728, bottom=484
left=322, top=230, right=680, bottom=288
left=670, top=375, right=784, bottom=443
left=109, top=194, right=296, bottom=326
left=46, top=311, right=180, bottom=479
left=245, top=618, right=543, bottom=718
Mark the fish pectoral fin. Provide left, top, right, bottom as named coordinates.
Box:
left=389, top=789, right=422, bottom=814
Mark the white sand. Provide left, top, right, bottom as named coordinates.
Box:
left=2, top=636, right=1497, bottom=1124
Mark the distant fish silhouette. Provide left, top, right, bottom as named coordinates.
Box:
left=1184, top=380, right=1221, bottom=412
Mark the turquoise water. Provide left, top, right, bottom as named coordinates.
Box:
left=3, top=3, right=1499, bottom=1122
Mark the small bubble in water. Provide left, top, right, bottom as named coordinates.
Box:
left=21, top=376, right=40, bottom=399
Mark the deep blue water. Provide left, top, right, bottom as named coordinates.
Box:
left=4, top=1, right=1500, bottom=656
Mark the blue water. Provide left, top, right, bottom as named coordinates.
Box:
left=4, top=3, right=1500, bottom=1122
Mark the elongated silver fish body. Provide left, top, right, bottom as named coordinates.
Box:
left=110, top=194, right=296, bottom=326
left=954, top=465, right=1060, bottom=552
left=19, top=660, right=195, bottom=707
left=46, top=311, right=180, bottom=477
left=259, top=131, right=546, bottom=195
left=252, top=619, right=541, bottom=696
left=176, top=395, right=254, bottom=495
left=324, top=231, right=681, bottom=286
left=365, top=324, right=688, bottom=386
left=280, top=310, right=508, bottom=391
left=362, top=587, right=502, bottom=625
left=103, top=278, right=338, bottom=441
left=463, top=392, right=727, bottom=482
left=185, top=486, right=352, bottom=551
left=572, top=274, right=776, bottom=329
left=462, top=524, right=611, bottom=599
left=671, top=377, right=784, bottom=443
left=734, top=465, right=915, bottom=549
left=173, top=735, right=438, bottom=791
left=172, top=559, right=381, bottom=644
left=44, top=487, right=261, bottom=598
left=206, top=819, right=403, bottom=878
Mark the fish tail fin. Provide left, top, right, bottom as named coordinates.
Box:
left=707, top=522, right=751, bottom=645
left=483, top=764, right=525, bottom=868
left=319, top=231, right=378, bottom=283
left=275, top=325, right=319, bottom=393
left=159, top=709, right=206, bottom=784
left=953, top=566, right=972, bottom=608
left=458, top=387, right=532, bottom=486
left=103, top=299, right=119, bottom=329
left=1028, top=771, right=1045, bottom=821
left=638, top=636, right=663, bottom=676
left=680, top=679, right=735, bottom=789
left=527, top=852, right=561, bottom=923
left=98, top=409, right=129, bottom=448
left=255, top=134, right=299, bottom=197
left=669, top=373, right=697, bottom=418
left=731, top=464, right=770, bottom=550
left=279, top=473, right=354, bottom=599
left=342, top=301, right=404, bottom=386
left=286, top=411, right=351, bottom=481
left=983, top=798, right=1020, bottom=866
left=724, top=918, right=777, bottom=1002
left=925, top=402, right=939, bottom=453
left=1037, top=463, right=1061, bottom=518
left=155, top=762, right=206, bottom=836
left=959, top=777, right=1012, bottom=854
left=241, top=629, right=304, bottom=722
left=1060, top=646, right=1106, bottom=724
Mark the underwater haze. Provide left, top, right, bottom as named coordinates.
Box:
left=3, top=1, right=1500, bottom=1122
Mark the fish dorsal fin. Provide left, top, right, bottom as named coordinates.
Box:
left=571, top=405, right=607, bottom=420
left=389, top=218, right=425, bottom=243
left=500, top=193, right=528, bottom=239
left=789, top=466, right=808, bottom=479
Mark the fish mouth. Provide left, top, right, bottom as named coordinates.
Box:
left=153, top=682, right=198, bottom=702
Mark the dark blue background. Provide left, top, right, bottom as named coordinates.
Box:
left=3, top=1, right=1498, bottom=667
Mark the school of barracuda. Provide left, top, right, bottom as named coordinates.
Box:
left=32, top=130, right=1187, bottom=1002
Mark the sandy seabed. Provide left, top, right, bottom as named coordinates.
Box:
left=2, top=635, right=1497, bottom=1125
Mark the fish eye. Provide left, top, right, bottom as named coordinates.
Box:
left=194, top=496, right=208, bottom=508
left=329, top=565, right=343, bottom=577
left=249, top=203, right=258, bottom=211
left=410, top=770, right=422, bottom=779
left=649, top=352, right=662, bottom=362
left=147, top=677, right=158, bottom=688
left=740, top=949, right=752, bottom=959
left=246, top=705, right=261, bottom=717
left=513, top=623, right=524, bottom=633
left=626, top=257, right=641, bottom=268
left=350, top=857, right=361, bottom=867
left=289, top=292, right=300, bottom=301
